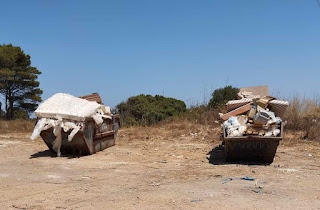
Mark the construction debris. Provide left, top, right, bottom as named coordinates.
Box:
left=221, top=86, right=289, bottom=138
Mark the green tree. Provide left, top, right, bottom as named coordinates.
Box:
left=116, top=94, right=186, bottom=126
left=0, top=44, right=42, bottom=120
left=14, top=109, right=29, bottom=120
left=208, top=86, right=239, bottom=108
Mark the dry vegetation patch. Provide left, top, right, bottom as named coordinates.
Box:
left=284, top=97, right=320, bottom=141
left=118, top=120, right=221, bottom=144
left=0, top=120, right=35, bottom=134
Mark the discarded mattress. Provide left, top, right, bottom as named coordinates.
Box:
left=35, top=93, right=101, bottom=121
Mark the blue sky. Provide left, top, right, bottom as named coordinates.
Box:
left=1, top=0, right=320, bottom=108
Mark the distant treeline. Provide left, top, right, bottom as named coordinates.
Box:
left=115, top=86, right=239, bottom=126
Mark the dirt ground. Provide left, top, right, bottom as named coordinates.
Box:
left=0, top=124, right=319, bottom=210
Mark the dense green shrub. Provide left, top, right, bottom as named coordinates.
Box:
left=208, top=86, right=239, bottom=108
left=116, top=94, right=186, bottom=126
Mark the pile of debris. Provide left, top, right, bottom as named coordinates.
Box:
left=30, top=93, right=112, bottom=156
left=220, top=86, right=289, bottom=137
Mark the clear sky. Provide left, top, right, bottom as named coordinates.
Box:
left=1, top=0, right=320, bottom=108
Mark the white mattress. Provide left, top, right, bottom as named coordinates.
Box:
left=35, top=93, right=101, bottom=121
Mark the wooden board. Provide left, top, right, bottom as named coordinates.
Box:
left=221, top=103, right=252, bottom=121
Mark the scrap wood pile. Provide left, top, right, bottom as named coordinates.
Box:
left=30, top=93, right=112, bottom=156
left=220, top=87, right=289, bottom=137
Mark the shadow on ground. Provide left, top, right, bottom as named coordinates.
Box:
left=30, top=150, right=54, bottom=159
left=30, top=150, right=83, bottom=159
left=207, top=144, right=227, bottom=165
left=207, top=144, right=271, bottom=166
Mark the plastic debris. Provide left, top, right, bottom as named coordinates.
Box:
left=30, top=118, right=47, bottom=140
left=222, top=176, right=255, bottom=184
left=279, top=168, right=299, bottom=172
left=252, top=189, right=263, bottom=194
left=191, top=199, right=202, bottom=203
left=240, top=176, right=255, bottom=181
left=52, top=121, right=63, bottom=157
left=224, top=116, right=248, bottom=137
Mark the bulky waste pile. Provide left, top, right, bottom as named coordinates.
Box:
left=30, top=93, right=112, bottom=156
left=220, top=90, right=289, bottom=138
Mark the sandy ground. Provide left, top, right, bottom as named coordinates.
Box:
left=0, top=126, right=319, bottom=210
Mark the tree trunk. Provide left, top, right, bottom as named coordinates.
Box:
left=6, top=89, right=14, bottom=120
left=5, top=91, right=9, bottom=120
left=10, top=99, right=14, bottom=120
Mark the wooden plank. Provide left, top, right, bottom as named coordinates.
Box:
left=221, top=103, right=252, bottom=121
left=79, top=93, right=102, bottom=104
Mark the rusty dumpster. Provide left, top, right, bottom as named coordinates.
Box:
left=31, top=93, right=120, bottom=156
left=222, top=123, right=283, bottom=163
left=40, top=115, right=120, bottom=156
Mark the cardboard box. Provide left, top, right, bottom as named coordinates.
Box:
left=239, top=85, right=269, bottom=98
left=256, top=98, right=269, bottom=109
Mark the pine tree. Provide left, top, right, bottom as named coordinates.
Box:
left=0, top=44, right=42, bottom=120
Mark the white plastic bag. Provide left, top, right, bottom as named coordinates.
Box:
left=63, top=121, right=81, bottom=141
left=273, top=128, right=281, bottom=137
left=228, top=116, right=240, bottom=127
left=30, top=118, right=47, bottom=140
left=52, top=121, right=63, bottom=157
left=92, top=114, right=103, bottom=125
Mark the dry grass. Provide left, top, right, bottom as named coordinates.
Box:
left=282, top=130, right=320, bottom=155
left=283, top=97, right=320, bottom=141
left=118, top=120, right=221, bottom=144
left=164, top=106, right=224, bottom=126
left=0, top=120, right=35, bottom=134
left=118, top=120, right=320, bottom=152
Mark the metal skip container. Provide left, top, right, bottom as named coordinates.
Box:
left=30, top=93, right=120, bottom=156
left=222, top=123, right=283, bottom=163
left=220, top=86, right=289, bottom=163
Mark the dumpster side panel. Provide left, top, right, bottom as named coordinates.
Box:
left=223, top=123, right=283, bottom=163
left=39, top=116, right=119, bottom=156
left=225, top=139, right=280, bottom=163
left=40, top=129, right=92, bottom=155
